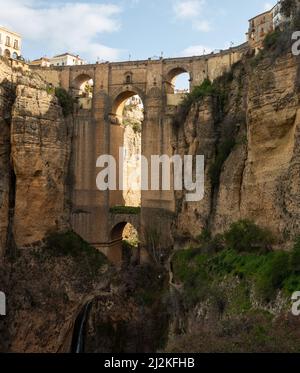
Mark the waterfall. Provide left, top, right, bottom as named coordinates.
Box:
left=71, top=302, right=92, bottom=353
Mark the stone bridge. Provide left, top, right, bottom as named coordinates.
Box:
left=31, top=44, right=247, bottom=265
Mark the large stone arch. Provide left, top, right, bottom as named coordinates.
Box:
left=110, top=85, right=146, bottom=118
left=108, top=86, right=145, bottom=209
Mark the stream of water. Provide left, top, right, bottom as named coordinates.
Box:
left=70, top=302, right=92, bottom=353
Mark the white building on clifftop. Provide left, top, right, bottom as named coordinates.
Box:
left=0, top=26, right=21, bottom=59
left=49, top=53, right=85, bottom=67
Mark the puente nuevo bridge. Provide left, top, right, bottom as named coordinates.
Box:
left=31, top=44, right=247, bottom=265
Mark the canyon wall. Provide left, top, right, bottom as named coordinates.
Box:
left=0, top=58, right=71, bottom=257
left=173, top=50, right=300, bottom=245
left=1, top=43, right=300, bottom=352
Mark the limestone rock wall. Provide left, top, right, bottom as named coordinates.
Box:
left=174, top=51, right=300, bottom=244
left=0, top=59, right=72, bottom=255
left=0, top=61, right=16, bottom=258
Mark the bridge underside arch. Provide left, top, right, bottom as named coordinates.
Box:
left=105, top=215, right=140, bottom=266
left=111, top=86, right=145, bottom=123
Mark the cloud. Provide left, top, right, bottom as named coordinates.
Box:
left=193, top=20, right=211, bottom=32
left=173, top=0, right=205, bottom=19
left=173, top=0, right=212, bottom=32
left=181, top=45, right=213, bottom=56
left=0, top=0, right=123, bottom=61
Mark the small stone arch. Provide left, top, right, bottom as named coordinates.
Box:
left=165, top=66, right=192, bottom=94
left=110, top=221, right=140, bottom=266
left=12, top=52, right=18, bottom=60
left=124, top=71, right=133, bottom=84
left=71, top=73, right=94, bottom=97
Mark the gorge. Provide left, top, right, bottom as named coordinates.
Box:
left=1, top=21, right=300, bottom=352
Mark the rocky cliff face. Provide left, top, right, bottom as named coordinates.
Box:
left=1, top=43, right=300, bottom=353
left=173, top=50, right=300, bottom=245
left=0, top=61, right=15, bottom=258
left=0, top=59, right=71, bottom=257
left=0, top=59, right=79, bottom=352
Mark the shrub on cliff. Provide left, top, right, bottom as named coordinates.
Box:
left=173, top=243, right=300, bottom=307
left=55, top=87, right=74, bottom=117
left=291, top=237, right=300, bottom=272
left=174, top=79, right=215, bottom=125
left=263, top=30, right=282, bottom=50
left=224, top=220, right=274, bottom=253
left=255, top=252, right=290, bottom=302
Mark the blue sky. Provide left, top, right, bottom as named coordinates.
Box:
left=0, top=0, right=277, bottom=63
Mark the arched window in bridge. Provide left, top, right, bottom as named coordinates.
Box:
left=72, top=74, right=94, bottom=98
left=172, top=72, right=190, bottom=94
left=166, top=67, right=191, bottom=94
left=124, top=72, right=133, bottom=85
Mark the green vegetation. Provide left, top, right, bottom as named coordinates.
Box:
left=109, top=206, right=141, bottom=215
left=123, top=119, right=142, bottom=134
left=173, top=222, right=300, bottom=306
left=175, top=79, right=227, bottom=125
left=263, top=29, right=282, bottom=51
left=291, top=237, right=300, bottom=272
left=173, top=246, right=300, bottom=305
left=255, top=252, right=290, bottom=301
left=224, top=219, right=274, bottom=253
left=185, top=78, right=215, bottom=101
left=46, top=85, right=55, bottom=95
left=178, top=79, right=214, bottom=118
left=45, top=230, right=107, bottom=277
left=55, top=87, right=74, bottom=117
left=209, top=138, right=236, bottom=189
left=174, top=69, right=234, bottom=129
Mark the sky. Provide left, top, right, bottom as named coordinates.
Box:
left=0, top=0, right=277, bottom=63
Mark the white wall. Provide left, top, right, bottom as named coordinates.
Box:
left=0, top=27, right=21, bottom=59
left=49, top=55, right=85, bottom=67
